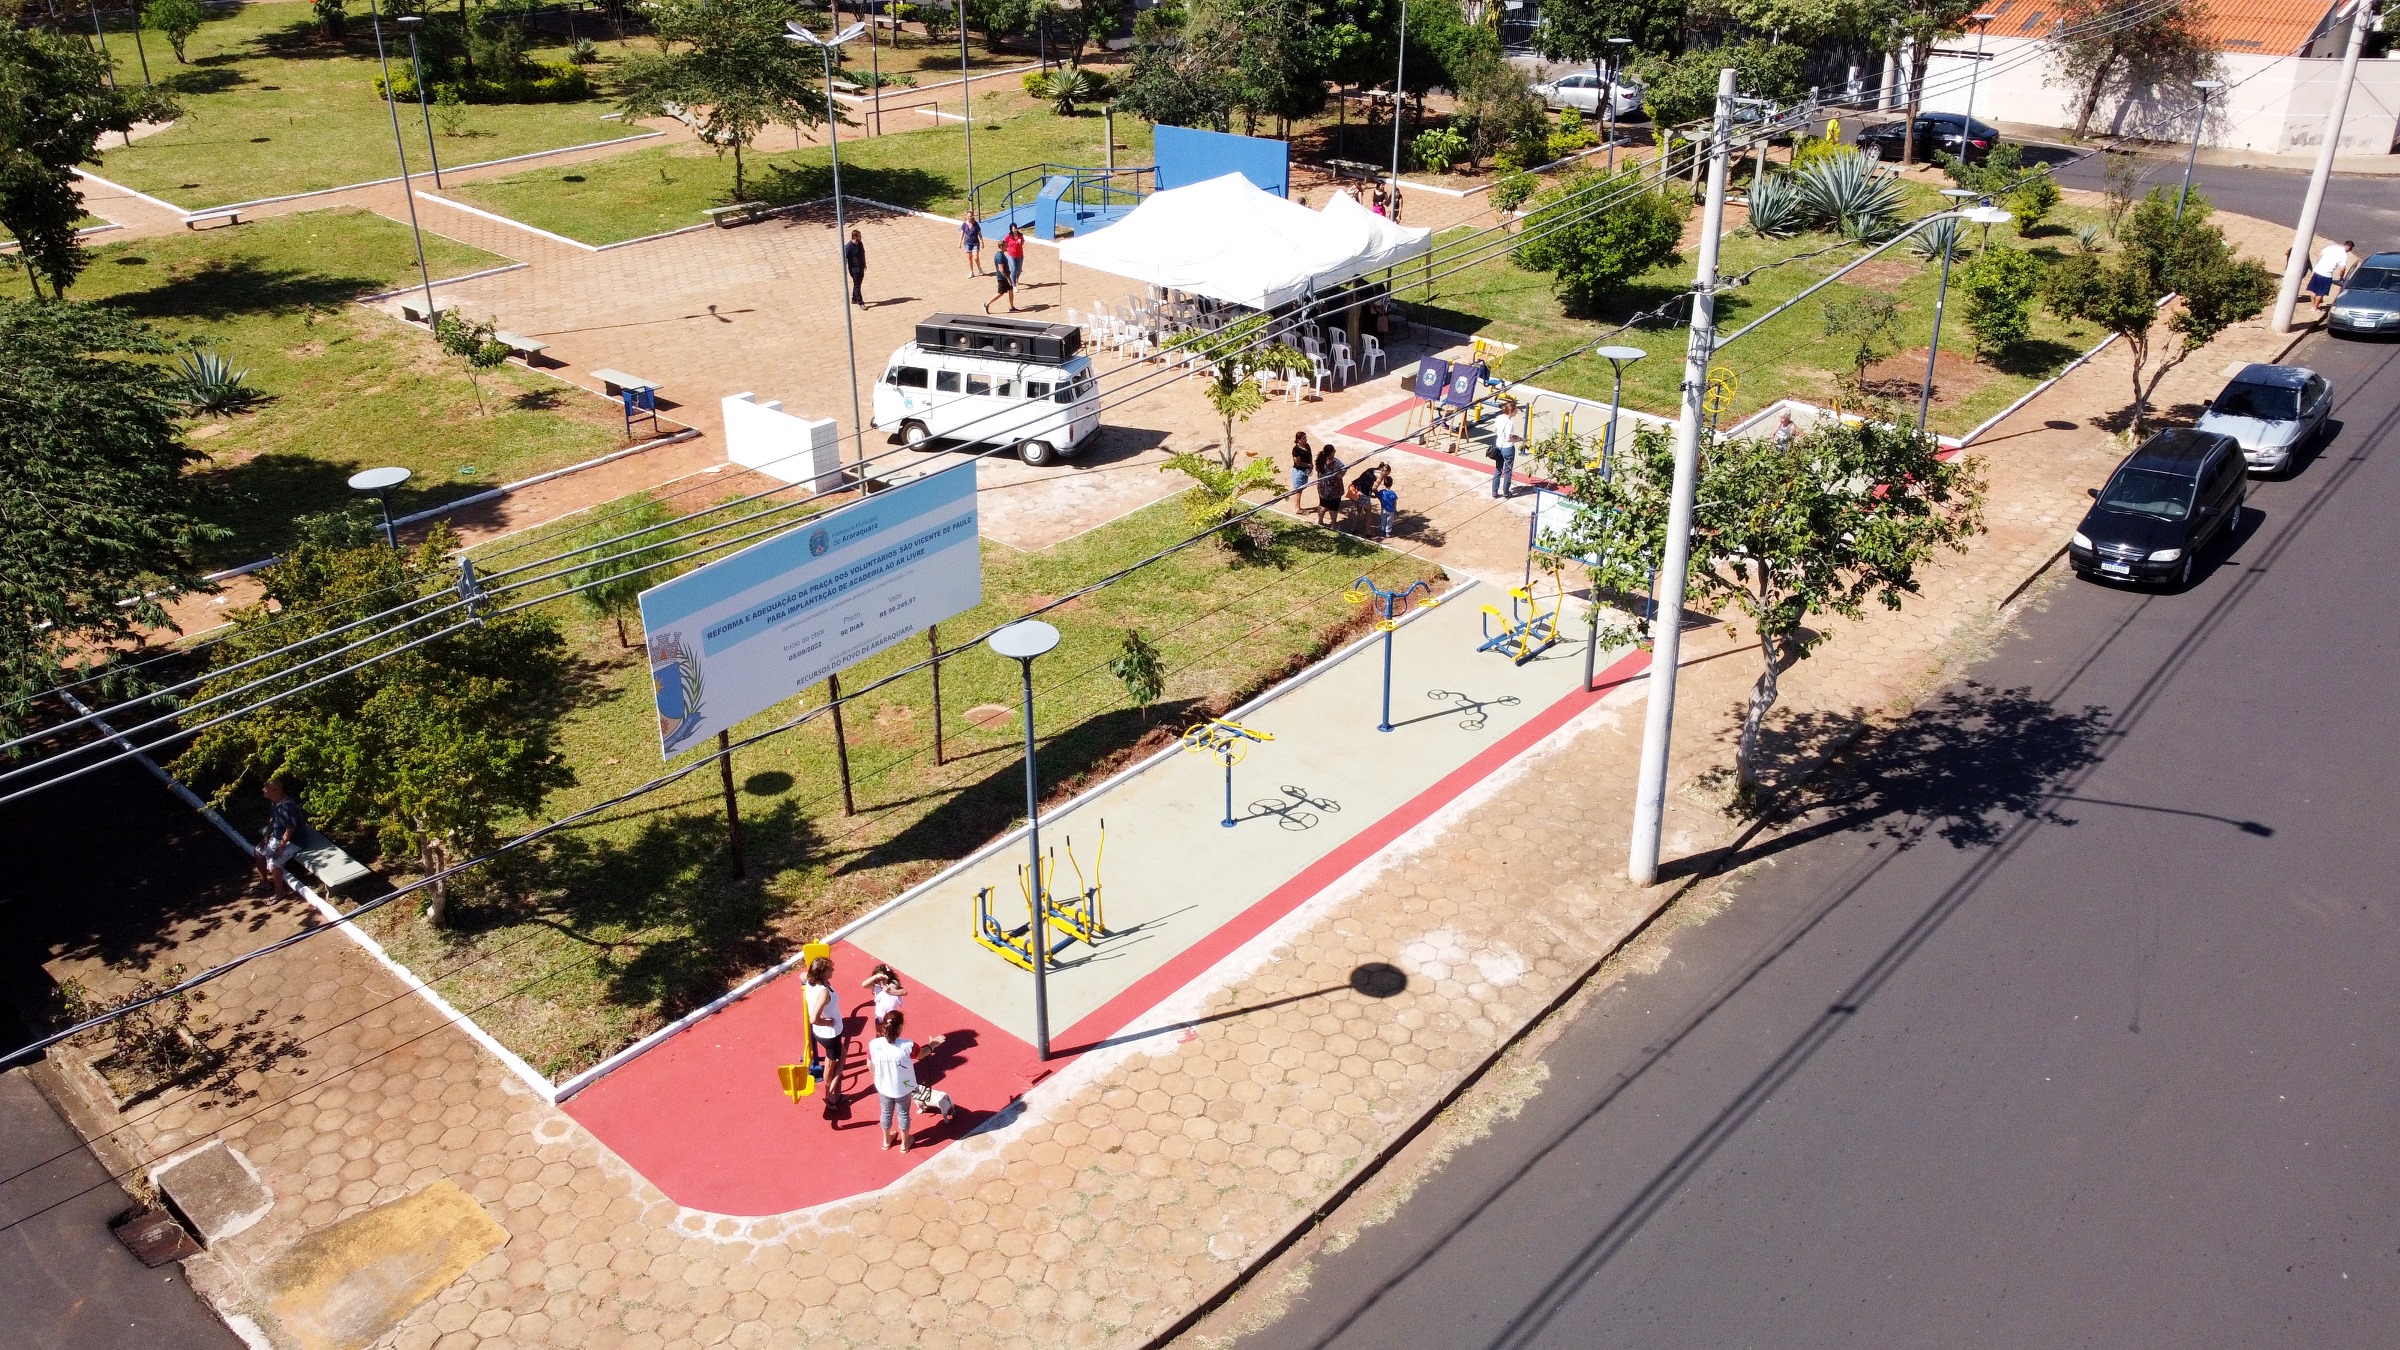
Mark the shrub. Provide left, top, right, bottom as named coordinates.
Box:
left=1788, top=130, right=1845, bottom=173
left=1744, top=171, right=1802, bottom=239
left=312, top=0, right=345, bottom=39
left=1490, top=170, right=1538, bottom=213
left=1821, top=294, right=1899, bottom=394
left=1108, top=630, right=1167, bottom=717
left=143, top=0, right=206, bottom=63
left=1960, top=244, right=2045, bottom=359
left=1492, top=145, right=1530, bottom=175
left=2008, top=174, right=2061, bottom=233
left=378, top=59, right=590, bottom=104
left=170, top=347, right=260, bottom=416
left=1792, top=149, right=1902, bottom=241
left=1514, top=168, right=1688, bottom=311
left=1028, top=64, right=1106, bottom=113
left=569, top=36, right=599, bottom=64
left=1546, top=108, right=1597, bottom=163
left=1412, top=125, right=1470, bottom=174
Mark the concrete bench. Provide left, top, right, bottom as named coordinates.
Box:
left=703, top=201, right=773, bottom=227
left=399, top=299, right=442, bottom=326
left=292, top=826, right=372, bottom=893
left=492, top=329, right=548, bottom=362
left=590, top=367, right=660, bottom=398
left=182, top=208, right=242, bottom=230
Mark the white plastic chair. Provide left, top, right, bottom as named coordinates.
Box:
left=1307, top=355, right=1332, bottom=397
left=1331, top=340, right=1356, bottom=388
left=1362, top=334, right=1387, bottom=377
left=1283, top=366, right=1306, bottom=404
left=1302, top=334, right=1323, bottom=364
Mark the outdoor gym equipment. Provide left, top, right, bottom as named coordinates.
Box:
left=972, top=825, right=1110, bottom=967
left=1479, top=576, right=1563, bottom=665
left=1345, top=576, right=1440, bottom=732
left=1183, top=719, right=1274, bottom=827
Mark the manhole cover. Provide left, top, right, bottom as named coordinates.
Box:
left=964, top=703, right=1014, bottom=729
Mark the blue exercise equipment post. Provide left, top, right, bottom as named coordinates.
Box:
left=1345, top=575, right=1439, bottom=733
left=1182, top=719, right=1273, bottom=827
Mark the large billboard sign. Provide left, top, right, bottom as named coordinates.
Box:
left=639, top=466, right=981, bottom=756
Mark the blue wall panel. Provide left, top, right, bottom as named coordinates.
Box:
left=1153, top=126, right=1291, bottom=197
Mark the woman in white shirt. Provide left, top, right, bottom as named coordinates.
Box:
left=867, top=1011, right=922, bottom=1151
left=801, top=958, right=844, bottom=1115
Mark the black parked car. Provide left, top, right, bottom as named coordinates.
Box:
left=2069, top=429, right=2247, bottom=589
left=1854, top=112, right=2001, bottom=164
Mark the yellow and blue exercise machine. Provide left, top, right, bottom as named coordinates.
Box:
left=973, top=824, right=1109, bottom=969
left=1183, top=718, right=1274, bottom=827
left=1479, top=574, right=1563, bottom=664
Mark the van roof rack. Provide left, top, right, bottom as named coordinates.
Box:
left=915, top=313, right=1082, bottom=365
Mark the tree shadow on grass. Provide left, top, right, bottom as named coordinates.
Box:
left=1662, top=680, right=2111, bottom=882
left=187, top=452, right=512, bottom=566
left=102, top=257, right=386, bottom=324
left=755, top=161, right=951, bottom=213
left=162, top=66, right=250, bottom=95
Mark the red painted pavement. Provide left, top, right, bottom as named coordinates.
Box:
left=562, top=648, right=1652, bottom=1216
left=1334, top=395, right=1554, bottom=491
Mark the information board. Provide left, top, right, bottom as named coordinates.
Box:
left=639, top=466, right=981, bottom=756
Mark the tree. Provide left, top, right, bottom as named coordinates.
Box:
left=2044, top=0, right=2219, bottom=139
left=617, top=0, right=834, bottom=198
left=1449, top=42, right=1547, bottom=170
left=1871, top=0, right=1981, bottom=163
left=1108, top=629, right=1167, bottom=719
left=1958, top=244, right=2043, bottom=359
left=2043, top=188, right=2271, bottom=432
left=1115, top=0, right=1238, bottom=130
left=0, top=26, right=177, bottom=299
left=1716, top=0, right=1878, bottom=43
left=0, top=299, right=218, bottom=738
left=572, top=495, right=686, bottom=647
left=1820, top=292, right=1898, bottom=396
left=1206, top=0, right=1332, bottom=136
left=1537, top=0, right=1688, bottom=65
left=313, top=0, right=347, bottom=40
left=1633, top=39, right=1807, bottom=126
left=1513, top=167, right=1687, bottom=312
left=1159, top=450, right=1283, bottom=544
left=173, top=516, right=575, bottom=927
left=1165, top=315, right=1309, bottom=470
left=434, top=311, right=511, bottom=416
left=145, top=0, right=208, bottom=62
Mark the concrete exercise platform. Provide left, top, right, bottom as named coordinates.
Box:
left=563, top=584, right=1650, bottom=1216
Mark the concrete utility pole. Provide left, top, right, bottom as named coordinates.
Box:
left=1628, top=67, right=1735, bottom=887
left=2274, top=0, right=2375, bottom=332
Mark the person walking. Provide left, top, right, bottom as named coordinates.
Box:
left=1000, top=225, right=1027, bottom=290
left=1375, top=464, right=1398, bottom=539
left=255, top=778, right=305, bottom=899
left=983, top=257, right=1017, bottom=314
left=2308, top=239, right=2356, bottom=316
left=961, top=209, right=984, bottom=276
left=844, top=228, right=868, bottom=307
left=1289, top=433, right=1314, bottom=497
left=1771, top=411, right=1796, bottom=454
left=802, top=957, right=845, bottom=1116
left=1313, top=445, right=1346, bottom=527
left=868, top=1011, right=922, bottom=1151
left=1489, top=397, right=1522, bottom=499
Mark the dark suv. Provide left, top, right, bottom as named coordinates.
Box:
left=2068, top=428, right=2247, bottom=589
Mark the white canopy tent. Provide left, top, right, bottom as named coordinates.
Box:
left=1055, top=173, right=1432, bottom=311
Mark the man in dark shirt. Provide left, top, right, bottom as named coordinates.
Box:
left=257, top=778, right=305, bottom=898
left=844, top=228, right=867, bottom=306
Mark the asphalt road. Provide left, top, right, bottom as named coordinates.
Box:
left=2032, top=146, right=2400, bottom=247
left=0, top=1068, right=243, bottom=1350
left=1228, top=324, right=2400, bottom=1347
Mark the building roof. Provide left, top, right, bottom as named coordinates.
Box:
left=1980, top=0, right=2339, bottom=57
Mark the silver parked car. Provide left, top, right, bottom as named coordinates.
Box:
left=1530, top=71, right=1644, bottom=119
left=2194, top=363, right=2332, bottom=475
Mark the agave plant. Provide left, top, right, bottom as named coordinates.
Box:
left=1040, top=65, right=1108, bottom=116
left=171, top=347, right=260, bottom=417
left=1908, top=215, right=1961, bottom=261
left=1744, top=171, right=1803, bottom=239
left=2073, top=221, right=2107, bottom=254
left=1793, top=149, right=1904, bottom=241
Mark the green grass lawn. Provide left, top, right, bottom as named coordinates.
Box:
left=72, top=208, right=622, bottom=567
left=350, top=494, right=1439, bottom=1077
left=1403, top=179, right=2110, bottom=438
left=449, top=100, right=1152, bottom=244
left=91, top=0, right=651, bottom=209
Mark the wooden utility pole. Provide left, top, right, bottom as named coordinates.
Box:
left=716, top=730, right=745, bottom=878
left=929, top=625, right=946, bottom=765
left=827, top=673, right=857, bottom=816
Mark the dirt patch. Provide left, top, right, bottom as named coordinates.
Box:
left=1862, top=346, right=1994, bottom=409
left=1843, top=258, right=1922, bottom=289
left=963, top=703, right=1014, bottom=729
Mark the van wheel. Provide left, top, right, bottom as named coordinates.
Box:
left=1018, top=439, right=1057, bottom=467
left=902, top=421, right=933, bottom=450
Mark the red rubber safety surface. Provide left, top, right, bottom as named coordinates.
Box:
left=562, top=650, right=1653, bottom=1217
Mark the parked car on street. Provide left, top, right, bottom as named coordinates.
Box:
left=1530, top=70, right=1644, bottom=119
left=2195, top=363, right=2332, bottom=474
left=2068, top=428, right=2247, bottom=590
left=1853, top=112, right=2000, bottom=163
left=2327, top=250, right=2400, bottom=335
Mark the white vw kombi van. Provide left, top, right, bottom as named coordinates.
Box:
left=873, top=314, right=1101, bottom=467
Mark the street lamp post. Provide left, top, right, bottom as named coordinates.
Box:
left=2177, top=80, right=2227, bottom=223
left=957, top=0, right=974, bottom=213
left=789, top=22, right=874, bottom=493
left=1917, top=196, right=2014, bottom=435
left=1387, top=0, right=1408, bottom=211
left=1960, top=13, right=1994, bottom=144
left=349, top=466, right=413, bottom=549
left=987, top=620, right=1061, bottom=1060
left=367, top=0, right=440, bottom=332
left=399, top=15, right=442, bottom=189
left=1594, top=344, right=1645, bottom=478
left=1606, top=37, right=1631, bottom=174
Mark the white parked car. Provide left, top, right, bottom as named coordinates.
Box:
left=873, top=315, right=1102, bottom=467
left=1530, top=70, right=1644, bottom=119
